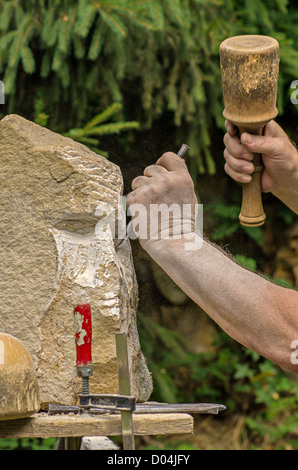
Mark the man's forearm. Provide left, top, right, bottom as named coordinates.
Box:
left=273, top=179, right=298, bottom=214
left=270, top=144, right=298, bottom=214
left=143, top=235, right=298, bottom=372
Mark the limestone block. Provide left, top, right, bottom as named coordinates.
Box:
left=0, top=114, right=152, bottom=408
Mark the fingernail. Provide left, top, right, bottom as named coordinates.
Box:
left=242, top=165, right=253, bottom=173
left=225, top=121, right=231, bottom=132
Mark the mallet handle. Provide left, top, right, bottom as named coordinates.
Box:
left=238, top=125, right=266, bottom=227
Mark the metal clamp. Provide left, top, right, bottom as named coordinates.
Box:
left=79, top=393, right=136, bottom=413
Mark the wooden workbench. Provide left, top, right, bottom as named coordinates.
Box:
left=0, top=411, right=194, bottom=439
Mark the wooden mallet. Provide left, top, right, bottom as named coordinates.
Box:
left=220, top=35, right=279, bottom=227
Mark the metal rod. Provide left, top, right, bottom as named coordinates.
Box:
left=177, top=143, right=189, bottom=158
left=48, top=401, right=226, bottom=416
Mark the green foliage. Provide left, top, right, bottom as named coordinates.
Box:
left=1, top=0, right=298, bottom=176
left=138, top=313, right=189, bottom=403
left=63, top=102, right=140, bottom=156
left=234, top=254, right=257, bottom=272
left=206, top=199, right=264, bottom=249
left=0, top=437, right=56, bottom=450
left=32, top=93, right=138, bottom=156
left=138, top=318, right=298, bottom=448
left=33, top=91, right=50, bottom=127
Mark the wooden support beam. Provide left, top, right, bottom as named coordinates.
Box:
left=0, top=412, right=193, bottom=439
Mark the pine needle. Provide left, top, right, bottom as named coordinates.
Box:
left=83, top=103, right=122, bottom=130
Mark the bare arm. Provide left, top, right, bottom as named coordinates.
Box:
left=145, top=235, right=298, bottom=373
left=224, top=119, right=298, bottom=214
left=127, top=152, right=298, bottom=373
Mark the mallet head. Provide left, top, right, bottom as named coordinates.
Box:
left=219, top=35, right=279, bottom=227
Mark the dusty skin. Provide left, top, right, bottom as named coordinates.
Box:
left=127, top=128, right=298, bottom=374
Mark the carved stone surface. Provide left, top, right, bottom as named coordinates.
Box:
left=0, top=114, right=152, bottom=408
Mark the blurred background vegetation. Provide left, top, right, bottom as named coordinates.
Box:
left=0, top=0, right=298, bottom=450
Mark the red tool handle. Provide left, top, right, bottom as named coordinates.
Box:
left=74, top=304, right=92, bottom=367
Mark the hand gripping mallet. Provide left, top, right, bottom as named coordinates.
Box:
left=220, top=35, right=279, bottom=227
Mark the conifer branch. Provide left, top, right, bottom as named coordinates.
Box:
left=0, top=0, right=297, bottom=174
